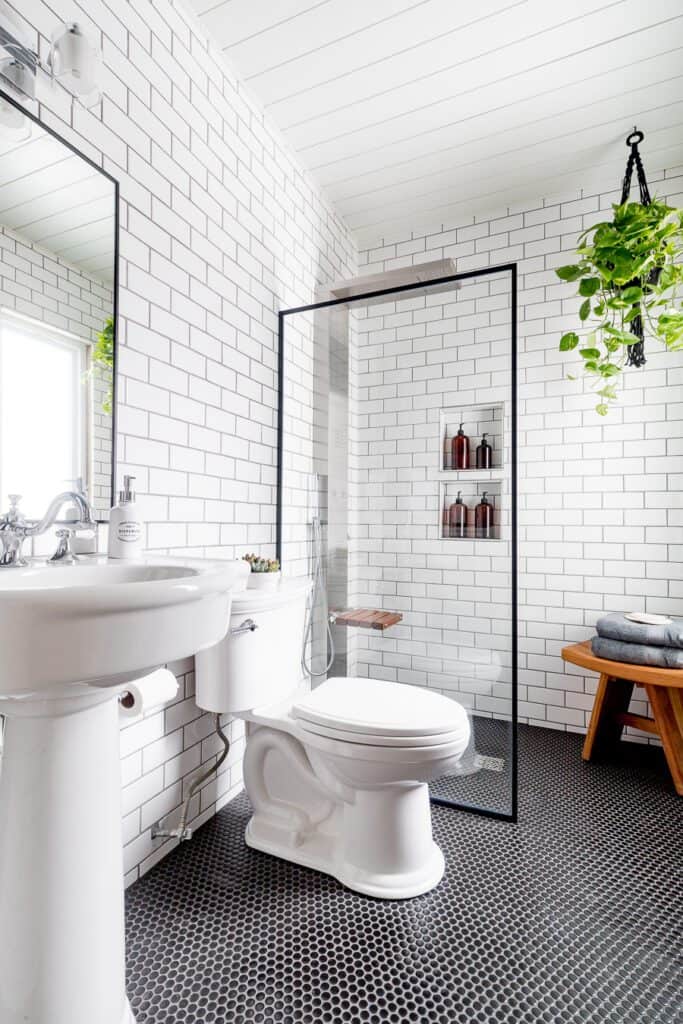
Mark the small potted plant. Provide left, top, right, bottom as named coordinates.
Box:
left=242, top=554, right=281, bottom=591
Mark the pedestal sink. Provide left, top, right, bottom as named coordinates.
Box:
left=0, top=555, right=245, bottom=1024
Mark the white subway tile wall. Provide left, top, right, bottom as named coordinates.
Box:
left=11, top=0, right=354, bottom=884
left=357, top=169, right=683, bottom=740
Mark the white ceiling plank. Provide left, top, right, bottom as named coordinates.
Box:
left=277, top=0, right=622, bottom=134
left=325, top=48, right=683, bottom=203
left=0, top=174, right=112, bottom=226
left=0, top=135, right=78, bottom=187
left=9, top=197, right=115, bottom=246
left=224, top=0, right=422, bottom=80
left=34, top=218, right=115, bottom=257
left=186, top=0, right=328, bottom=50
left=353, top=138, right=683, bottom=245
left=254, top=0, right=522, bottom=111
left=337, top=96, right=683, bottom=220
left=295, top=0, right=682, bottom=162
left=190, top=0, right=683, bottom=246
left=348, top=130, right=683, bottom=236
left=312, top=24, right=683, bottom=189
left=0, top=157, right=103, bottom=215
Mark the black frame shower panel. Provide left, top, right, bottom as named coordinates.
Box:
left=277, top=265, right=518, bottom=824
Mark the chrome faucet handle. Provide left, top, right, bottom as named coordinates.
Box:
left=0, top=494, right=29, bottom=566
left=4, top=494, right=25, bottom=524
left=49, top=527, right=79, bottom=565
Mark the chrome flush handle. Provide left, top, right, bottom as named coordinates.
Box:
left=230, top=618, right=258, bottom=637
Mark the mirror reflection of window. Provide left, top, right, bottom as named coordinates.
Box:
left=0, top=312, right=89, bottom=514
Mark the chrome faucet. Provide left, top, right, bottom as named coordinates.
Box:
left=0, top=491, right=97, bottom=567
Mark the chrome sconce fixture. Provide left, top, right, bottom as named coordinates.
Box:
left=0, top=4, right=102, bottom=109
left=48, top=23, right=102, bottom=108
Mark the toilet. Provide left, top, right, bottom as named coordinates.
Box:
left=196, top=580, right=470, bottom=899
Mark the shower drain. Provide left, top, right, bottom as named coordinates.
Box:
left=475, top=754, right=505, bottom=772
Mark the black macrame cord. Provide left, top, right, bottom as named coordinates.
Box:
left=619, top=128, right=656, bottom=368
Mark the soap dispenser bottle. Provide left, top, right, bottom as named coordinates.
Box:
left=108, top=475, right=144, bottom=559
left=452, top=423, right=470, bottom=470
left=474, top=491, right=494, bottom=539
left=449, top=491, right=467, bottom=538
left=476, top=432, right=493, bottom=469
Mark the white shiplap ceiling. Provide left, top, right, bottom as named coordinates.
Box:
left=189, top=0, right=683, bottom=247
left=0, top=123, right=115, bottom=284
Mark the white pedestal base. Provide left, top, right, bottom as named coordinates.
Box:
left=0, top=690, right=136, bottom=1024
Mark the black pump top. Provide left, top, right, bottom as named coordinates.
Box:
left=457, top=423, right=465, bottom=434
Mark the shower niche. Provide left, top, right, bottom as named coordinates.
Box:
left=439, top=402, right=505, bottom=475
left=437, top=402, right=508, bottom=542
left=440, top=479, right=503, bottom=541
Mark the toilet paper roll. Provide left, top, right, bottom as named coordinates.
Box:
left=119, top=668, right=178, bottom=719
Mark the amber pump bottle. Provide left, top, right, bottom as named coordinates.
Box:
left=452, top=423, right=470, bottom=470
left=476, top=432, right=492, bottom=469
left=475, top=491, right=494, bottom=539
left=449, top=491, right=467, bottom=538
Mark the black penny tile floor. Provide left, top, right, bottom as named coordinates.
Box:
left=125, top=725, right=682, bottom=1024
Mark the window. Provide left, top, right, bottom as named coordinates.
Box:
left=0, top=311, right=90, bottom=515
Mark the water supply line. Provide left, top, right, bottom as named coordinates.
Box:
left=301, top=513, right=335, bottom=679
left=151, top=714, right=230, bottom=843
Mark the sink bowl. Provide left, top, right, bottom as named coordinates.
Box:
left=0, top=554, right=247, bottom=1024
left=0, top=555, right=246, bottom=696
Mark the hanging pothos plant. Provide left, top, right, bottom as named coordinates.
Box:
left=556, top=198, right=683, bottom=414
left=92, top=315, right=114, bottom=415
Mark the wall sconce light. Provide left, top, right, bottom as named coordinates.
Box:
left=0, top=8, right=102, bottom=110
left=49, top=23, right=102, bottom=108
left=0, top=92, right=30, bottom=140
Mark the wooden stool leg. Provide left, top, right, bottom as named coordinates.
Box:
left=582, top=674, right=635, bottom=761
left=645, top=685, right=683, bottom=796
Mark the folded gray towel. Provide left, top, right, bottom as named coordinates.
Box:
left=596, top=612, right=683, bottom=649
left=591, top=636, right=683, bottom=669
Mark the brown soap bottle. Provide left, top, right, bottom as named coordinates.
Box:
left=476, top=432, right=492, bottom=469
left=452, top=423, right=470, bottom=470
left=449, top=491, right=467, bottom=538
left=474, top=491, right=494, bottom=539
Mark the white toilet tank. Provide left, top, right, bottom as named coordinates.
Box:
left=195, top=579, right=311, bottom=714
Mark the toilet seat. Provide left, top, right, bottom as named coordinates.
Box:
left=292, top=676, right=469, bottom=751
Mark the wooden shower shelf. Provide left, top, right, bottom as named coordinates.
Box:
left=333, top=609, right=403, bottom=631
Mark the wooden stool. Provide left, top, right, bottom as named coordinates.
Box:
left=561, top=640, right=683, bottom=795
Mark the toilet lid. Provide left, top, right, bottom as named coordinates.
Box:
left=292, top=677, right=467, bottom=741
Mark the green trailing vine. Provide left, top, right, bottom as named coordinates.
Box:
left=556, top=198, right=683, bottom=414
left=92, top=316, right=114, bottom=414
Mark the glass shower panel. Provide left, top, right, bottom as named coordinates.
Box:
left=278, top=266, right=517, bottom=820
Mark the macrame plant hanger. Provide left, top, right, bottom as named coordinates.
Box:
left=620, top=127, right=655, bottom=368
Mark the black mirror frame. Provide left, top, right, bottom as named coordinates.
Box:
left=0, top=86, right=119, bottom=522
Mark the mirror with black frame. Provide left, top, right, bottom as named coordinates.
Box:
left=0, top=90, right=116, bottom=524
